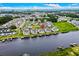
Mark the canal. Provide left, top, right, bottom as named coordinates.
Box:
left=0, top=31, right=79, bottom=56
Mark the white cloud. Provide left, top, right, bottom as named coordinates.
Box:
left=0, top=4, right=79, bottom=10
left=45, top=3, right=79, bottom=9
left=45, top=4, right=62, bottom=8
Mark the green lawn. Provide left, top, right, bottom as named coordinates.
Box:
left=53, top=22, right=79, bottom=33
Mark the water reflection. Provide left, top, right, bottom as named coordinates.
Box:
left=0, top=31, right=79, bottom=56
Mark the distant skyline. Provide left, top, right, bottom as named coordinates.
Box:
left=0, top=3, right=79, bottom=10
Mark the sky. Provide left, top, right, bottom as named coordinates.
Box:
left=0, top=3, right=79, bottom=10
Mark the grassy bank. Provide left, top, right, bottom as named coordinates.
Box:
left=41, top=45, right=79, bottom=56
left=53, top=21, right=79, bottom=33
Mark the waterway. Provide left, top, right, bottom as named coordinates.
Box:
left=0, top=31, right=79, bottom=56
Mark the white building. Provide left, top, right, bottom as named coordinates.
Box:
left=44, top=28, right=51, bottom=32
left=58, top=16, right=71, bottom=22
left=51, top=27, right=59, bottom=32
left=0, top=28, right=16, bottom=36
left=45, top=21, right=53, bottom=27
left=31, top=29, right=38, bottom=34
left=37, top=29, right=45, bottom=33
left=23, top=29, right=30, bottom=35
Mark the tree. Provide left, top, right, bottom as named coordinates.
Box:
left=47, top=14, right=58, bottom=22
left=9, top=25, right=17, bottom=29
left=0, top=15, right=13, bottom=25
left=58, top=13, right=79, bottom=18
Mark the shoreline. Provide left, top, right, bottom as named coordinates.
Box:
left=0, top=31, right=59, bottom=42
left=41, top=43, right=79, bottom=56
left=0, top=30, right=78, bottom=42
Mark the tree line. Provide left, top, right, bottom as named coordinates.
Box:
left=0, top=15, right=13, bottom=25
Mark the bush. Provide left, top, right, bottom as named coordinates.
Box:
left=9, top=25, right=17, bottom=29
